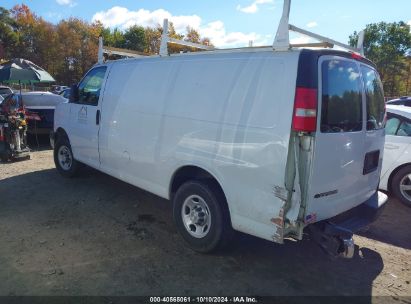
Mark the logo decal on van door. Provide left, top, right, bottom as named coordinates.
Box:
left=78, top=106, right=87, bottom=124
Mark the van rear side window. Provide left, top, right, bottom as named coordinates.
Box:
left=361, top=65, right=385, bottom=130
left=320, top=59, right=363, bottom=133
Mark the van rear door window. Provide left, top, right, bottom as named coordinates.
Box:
left=361, top=65, right=385, bottom=130
left=321, top=59, right=363, bottom=133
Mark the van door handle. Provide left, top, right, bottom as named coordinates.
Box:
left=96, top=110, right=100, bottom=125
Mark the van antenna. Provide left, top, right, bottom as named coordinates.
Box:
left=272, top=0, right=365, bottom=56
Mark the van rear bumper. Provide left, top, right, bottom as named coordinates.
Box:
left=307, top=191, right=388, bottom=258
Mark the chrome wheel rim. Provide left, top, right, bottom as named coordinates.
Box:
left=58, top=145, right=72, bottom=171
left=181, top=194, right=211, bottom=239
left=399, top=174, right=411, bottom=203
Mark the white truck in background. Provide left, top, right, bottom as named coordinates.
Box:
left=51, top=0, right=387, bottom=258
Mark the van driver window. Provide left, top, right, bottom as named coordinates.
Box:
left=78, top=66, right=107, bottom=106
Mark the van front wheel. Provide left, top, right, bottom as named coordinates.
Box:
left=54, top=138, right=79, bottom=178
left=173, top=181, right=231, bottom=253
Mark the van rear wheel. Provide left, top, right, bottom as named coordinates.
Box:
left=54, top=137, right=80, bottom=178
left=172, top=181, right=232, bottom=253
left=392, top=165, right=411, bottom=208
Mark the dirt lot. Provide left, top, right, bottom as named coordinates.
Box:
left=0, top=146, right=410, bottom=300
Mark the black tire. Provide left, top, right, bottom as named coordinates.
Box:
left=53, top=137, right=80, bottom=178
left=172, top=180, right=233, bottom=253
left=391, top=165, right=411, bottom=208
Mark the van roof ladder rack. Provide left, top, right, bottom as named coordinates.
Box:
left=97, top=0, right=365, bottom=63
left=98, top=37, right=147, bottom=63
left=273, top=0, right=365, bottom=56
left=159, top=19, right=215, bottom=56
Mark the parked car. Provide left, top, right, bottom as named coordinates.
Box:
left=58, top=88, right=71, bottom=99
left=0, top=85, right=13, bottom=98
left=386, top=96, right=411, bottom=106
left=4, top=92, right=66, bottom=135
left=380, top=105, right=411, bottom=207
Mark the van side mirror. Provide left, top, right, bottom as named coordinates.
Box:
left=69, top=84, right=79, bottom=103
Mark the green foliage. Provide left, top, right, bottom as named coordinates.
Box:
left=123, top=25, right=146, bottom=52
left=55, top=18, right=100, bottom=84
left=144, top=26, right=162, bottom=54
left=349, top=21, right=411, bottom=97
left=0, top=7, right=18, bottom=58
left=185, top=26, right=200, bottom=44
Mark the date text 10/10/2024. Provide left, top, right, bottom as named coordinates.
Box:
left=149, top=297, right=258, bottom=303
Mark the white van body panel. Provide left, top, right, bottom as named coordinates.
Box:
left=53, top=49, right=386, bottom=245
left=95, top=51, right=300, bottom=241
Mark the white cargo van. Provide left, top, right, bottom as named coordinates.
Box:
left=51, top=5, right=387, bottom=257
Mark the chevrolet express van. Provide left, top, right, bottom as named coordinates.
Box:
left=51, top=44, right=388, bottom=257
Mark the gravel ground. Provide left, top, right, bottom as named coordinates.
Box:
left=0, top=147, right=410, bottom=300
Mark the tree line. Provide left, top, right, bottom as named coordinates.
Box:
left=0, top=4, right=211, bottom=85
left=350, top=21, right=411, bottom=98
left=0, top=4, right=410, bottom=97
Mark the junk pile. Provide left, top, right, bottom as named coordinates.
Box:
left=0, top=58, right=55, bottom=162
left=0, top=95, right=31, bottom=162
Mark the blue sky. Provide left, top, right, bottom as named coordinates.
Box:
left=3, top=0, right=411, bottom=47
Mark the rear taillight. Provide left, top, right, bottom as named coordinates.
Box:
left=292, top=87, right=318, bottom=132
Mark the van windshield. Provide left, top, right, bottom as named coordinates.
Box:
left=320, top=59, right=363, bottom=133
